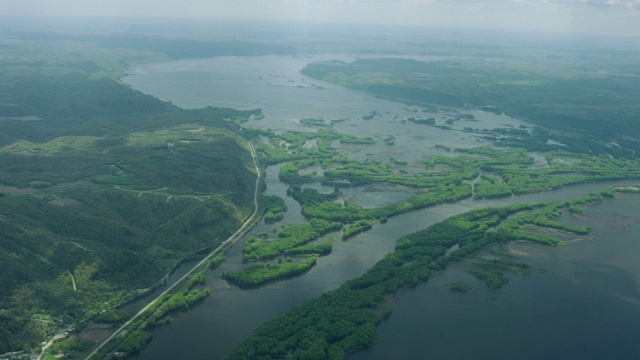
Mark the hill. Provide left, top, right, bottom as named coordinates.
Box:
left=0, top=71, right=257, bottom=353
left=301, top=57, right=640, bottom=139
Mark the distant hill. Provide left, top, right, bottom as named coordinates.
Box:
left=302, top=58, right=640, bottom=139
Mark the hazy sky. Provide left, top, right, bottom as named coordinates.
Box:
left=2, top=0, right=640, bottom=36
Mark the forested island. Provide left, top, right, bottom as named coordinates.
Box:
left=228, top=193, right=609, bottom=359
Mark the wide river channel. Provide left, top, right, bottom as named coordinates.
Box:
left=123, top=55, right=640, bottom=359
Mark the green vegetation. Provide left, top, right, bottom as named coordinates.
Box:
left=445, top=114, right=476, bottom=126
left=407, top=117, right=435, bottom=125
left=242, top=219, right=342, bottom=261
left=230, top=218, right=341, bottom=286
left=362, top=111, right=379, bottom=120
left=227, top=206, right=342, bottom=286
left=339, top=134, right=375, bottom=145
left=228, top=197, right=600, bottom=359
left=300, top=117, right=329, bottom=127
left=208, top=255, right=226, bottom=270
left=223, top=257, right=318, bottom=287
left=251, top=122, right=640, bottom=242
left=450, top=281, right=471, bottom=293
left=613, top=185, right=640, bottom=194
left=142, top=288, right=210, bottom=329
left=301, top=57, right=640, bottom=138
left=95, top=271, right=210, bottom=358
left=262, top=195, right=287, bottom=224
left=45, top=338, right=96, bottom=360
left=284, top=242, right=332, bottom=256
left=0, top=41, right=258, bottom=354
left=115, top=330, right=152, bottom=355
left=470, top=259, right=531, bottom=290
left=342, top=220, right=377, bottom=239
left=245, top=126, right=640, bottom=277
left=247, top=127, right=373, bottom=167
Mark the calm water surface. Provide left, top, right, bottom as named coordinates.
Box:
left=353, top=195, right=640, bottom=360
left=124, top=56, right=640, bottom=359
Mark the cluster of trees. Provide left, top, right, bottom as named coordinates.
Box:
left=208, top=255, right=226, bottom=270
left=483, top=126, right=636, bottom=159
left=444, top=113, right=476, bottom=125
left=255, top=127, right=623, bottom=215
left=0, top=74, right=172, bottom=128
left=427, top=147, right=640, bottom=198
left=242, top=219, right=342, bottom=261
left=290, top=184, right=472, bottom=224
left=91, top=271, right=210, bottom=358
left=249, top=128, right=373, bottom=167
left=474, top=174, right=512, bottom=199
left=115, top=330, right=152, bottom=355
left=229, top=208, right=343, bottom=286
left=300, top=117, right=329, bottom=127
left=278, top=161, right=320, bottom=184
left=338, top=134, right=375, bottom=145
left=611, top=185, right=640, bottom=194
left=47, top=337, right=95, bottom=359
left=284, top=242, right=332, bottom=256
left=494, top=197, right=597, bottom=247
left=223, top=257, right=318, bottom=287
left=143, top=288, right=210, bottom=328
left=406, top=117, right=435, bottom=125
left=261, top=195, right=287, bottom=224
left=469, top=259, right=532, bottom=290
left=450, top=281, right=471, bottom=293
left=342, top=220, right=376, bottom=239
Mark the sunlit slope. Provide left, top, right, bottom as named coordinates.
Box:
left=0, top=73, right=256, bottom=353
left=302, top=58, right=640, bottom=138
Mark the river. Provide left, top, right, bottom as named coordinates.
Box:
left=352, top=194, right=640, bottom=360
left=122, top=55, right=640, bottom=359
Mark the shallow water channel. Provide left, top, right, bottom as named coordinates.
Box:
left=122, top=55, right=640, bottom=359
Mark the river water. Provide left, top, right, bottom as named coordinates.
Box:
left=123, top=55, right=640, bottom=359
left=352, top=194, right=640, bottom=360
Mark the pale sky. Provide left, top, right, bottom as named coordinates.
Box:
left=2, top=0, right=640, bottom=36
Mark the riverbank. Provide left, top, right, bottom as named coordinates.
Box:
left=82, top=140, right=262, bottom=360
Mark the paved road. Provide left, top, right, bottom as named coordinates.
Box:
left=83, top=140, right=261, bottom=360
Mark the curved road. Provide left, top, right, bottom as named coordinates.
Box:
left=82, top=139, right=261, bottom=360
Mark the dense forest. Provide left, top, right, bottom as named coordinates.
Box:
left=0, top=59, right=257, bottom=353
left=301, top=58, right=640, bottom=138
